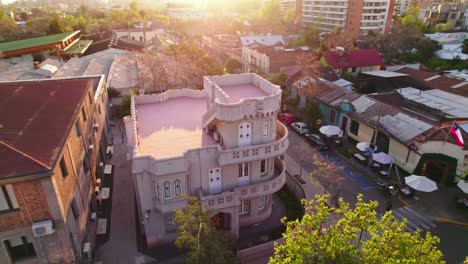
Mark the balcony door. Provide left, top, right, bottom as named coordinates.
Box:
left=238, top=162, right=249, bottom=186
left=208, top=167, right=222, bottom=194
left=239, top=122, right=252, bottom=147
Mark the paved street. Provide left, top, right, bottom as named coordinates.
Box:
left=285, top=127, right=398, bottom=213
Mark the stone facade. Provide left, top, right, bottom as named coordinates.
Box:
left=126, top=73, right=289, bottom=248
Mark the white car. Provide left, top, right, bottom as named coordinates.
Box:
left=291, top=122, right=310, bottom=135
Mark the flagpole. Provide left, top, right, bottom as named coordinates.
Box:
left=443, top=120, right=456, bottom=143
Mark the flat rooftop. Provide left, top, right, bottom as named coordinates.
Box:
left=136, top=97, right=217, bottom=159
left=219, top=84, right=269, bottom=103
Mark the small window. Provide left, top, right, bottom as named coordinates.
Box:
left=71, top=198, right=79, bottom=220
left=154, top=181, right=160, bottom=197
left=98, top=104, right=101, bottom=115
left=88, top=93, right=93, bottom=105
left=165, top=214, right=175, bottom=231
left=3, top=236, right=36, bottom=262
left=239, top=200, right=249, bottom=214
left=263, top=119, right=270, bottom=136
left=73, top=122, right=82, bottom=137
left=59, top=157, right=68, bottom=178
left=82, top=155, right=90, bottom=174
left=174, top=180, right=182, bottom=197
left=329, top=109, right=336, bottom=124
left=164, top=182, right=172, bottom=199
left=260, top=160, right=267, bottom=174
left=350, top=120, right=360, bottom=136
left=258, top=196, right=265, bottom=211
left=81, top=108, right=87, bottom=121
left=0, top=185, right=19, bottom=211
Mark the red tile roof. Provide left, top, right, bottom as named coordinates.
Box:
left=0, top=77, right=98, bottom=179
left=322, top=49, right=384, bottom=69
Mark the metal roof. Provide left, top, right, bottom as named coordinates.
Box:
left=351, top=96, right=376, bottom=113
left=362, top=70, right=408, bottom=78
left=374, top=113, right=433, bottom=142
left=397, top=87, right=468, bottom=118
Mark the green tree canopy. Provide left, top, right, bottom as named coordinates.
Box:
left=47, top=17, right=65, bottom=35
left=225, top=57, right=243, bottom=74
left=270, top=194, right=445, bottom=264
left=174, top=196, right=238, bottom=264
left=415, top=38, right=441, bottom=59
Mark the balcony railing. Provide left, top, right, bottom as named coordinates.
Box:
left=199, top=157, right=286, bottom=211
left=217, top=121, right=289, bottom=166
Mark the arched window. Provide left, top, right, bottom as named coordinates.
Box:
left=263, top=119, right=271, bottom=136
left=175, top=180, right=182, bottom=197
left=164, top=182, right=171, bottom=199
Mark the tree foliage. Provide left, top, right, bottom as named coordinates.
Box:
left=174, top=196, right=239, bottom=264
left=270, top=194, right=445, bottom=264
left=225, top=57, right=242, bottom=74
left=0, top=10, right=19, bottom=41
left=47, top=17, right=65, bottom=35
left=463, top=39, right=468, bottom=54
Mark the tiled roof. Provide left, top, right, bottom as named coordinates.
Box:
left=0, top=77, right=98, bottom=179
left=396, top=67, right=468, bottom=97
left=322, top=49, right=384, bottom=69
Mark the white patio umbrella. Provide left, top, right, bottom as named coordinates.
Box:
left=372, top=152, right=393, bottom=165
left=405, top=175, right=438, bottom=192
left=356, top=142, right=378, bottom=152
left=319, top=125, right=341, bottom=137
left=457, top=180, right=468, bottom=194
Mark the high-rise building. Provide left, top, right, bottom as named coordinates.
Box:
left=125, top=73, right=288, bottom=247
left=302, top=0, right=395, bottom=39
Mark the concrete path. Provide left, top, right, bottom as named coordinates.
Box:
left=95, top=120, right=144, bottom=263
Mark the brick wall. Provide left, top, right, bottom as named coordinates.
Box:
left=0, top=180, right=51, bottom=232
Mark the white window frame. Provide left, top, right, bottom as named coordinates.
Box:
left=0, top=184, right=19, bottom=212
left=239, top=163, right=249, bottom=177
left=258, top=196, right=265, bottom=211
left=165, top=214, right=175, bottom=231
left=163, top=182, right=172, bottom=199
left=154, top=181, right=160, bottom=198
left=263, top=119, right=270, bottom=137
left=239, top=200, right=249, bottom=215
left=174, top=180, right=182, bottom=197
left=260, top=159, right=267, bottom=175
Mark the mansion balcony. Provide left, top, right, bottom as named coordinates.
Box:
left=200, top=157, right=286, bottom=211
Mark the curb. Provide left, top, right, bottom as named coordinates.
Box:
left=333, top=149, right=382, bottom=184
left=434, top=217, right=468, bottom=227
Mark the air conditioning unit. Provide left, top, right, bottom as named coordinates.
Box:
left=32, top=220, right=55, bottom=237
left=93, top=123, right=99, bottom=131
left=91, top=212, right=97, bottom=222
left=83, top=242, right=92, bottom=259
left=88, top=144, right=94, bottom=151
left=95, top=186, right=100, bottom=196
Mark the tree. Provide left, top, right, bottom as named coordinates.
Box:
left=47, top=17, right=65, bottom=35
left=174, top=196, right=239, bottom=264
left=137, top=52, right=169, bottom=94
left=0, top=10, right=19, bottom=41
left=320, top=29, right=355, bottom=52
left=225, top=57, right=242, bottom=74
left=462, top=39, right=468, bottom=54
left=269, top=73, right=288, bottom=87
left=415, top=38, right=441, bottom=59
left=270, top=194, right=445, bottom=264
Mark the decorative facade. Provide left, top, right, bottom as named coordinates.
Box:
left=125, top=73, right=288, bottom=247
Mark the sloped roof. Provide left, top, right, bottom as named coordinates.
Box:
left=0, top=31, right=80, bottom=52
left=0, top=77, right=99, bottom=179
left=240, top=35, right=285, bottom=47
left=322, top=49, right=384, bottom=69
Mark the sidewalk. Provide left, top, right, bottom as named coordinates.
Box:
left=95, top=120, right=146, bottom=264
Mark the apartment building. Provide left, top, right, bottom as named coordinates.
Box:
left=0, top=76, right=109, bottom=264
left=302, top=0, right=395, bottom=39
left=242, top=45, right=312, bottom=73
left=423, top=3, right=468, bottom=29
left=125, top=73, right=288, bottom=247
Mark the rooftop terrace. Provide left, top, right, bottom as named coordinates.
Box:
left=135, top=95, right=216, bottom=159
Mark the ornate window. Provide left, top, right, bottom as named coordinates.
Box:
left=175, top=180, right=182, bottom=197
left=263, top=119, right=271, bottom=136
left=239, top=200, right=250, bottom=214
left=164, top=182, right=172, bottom=199
left=260, top=159, right=267, bottom=174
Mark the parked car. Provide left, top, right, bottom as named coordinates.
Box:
left=278, top=112, right=296, bottom=125
left=304, top=133, right=329, bottom=150
left=291, top=122, right=310, bottom=135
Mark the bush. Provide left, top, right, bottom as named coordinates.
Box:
left=108, top=87, right=121, bottom=98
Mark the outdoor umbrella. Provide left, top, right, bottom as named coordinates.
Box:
left=457, top=180, right=468, bottom=194
left=405, top=175, right=438, bottom=192
left=356, top=142, right=378, bottom=152
left=319, top=125, right=341, bottom=137
left=372, top=152, right=393, bottom=165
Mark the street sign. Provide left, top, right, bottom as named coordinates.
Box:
left=364, top=147, right=372, bottom=156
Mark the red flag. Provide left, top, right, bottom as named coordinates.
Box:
left=450, top=123, right=464, bottom=147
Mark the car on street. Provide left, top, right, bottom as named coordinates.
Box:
left=304, top=133, right=329, bottom=150
left=291, top=122, right=310, bottom=135
left=278, top=112, right=296, bottom=125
